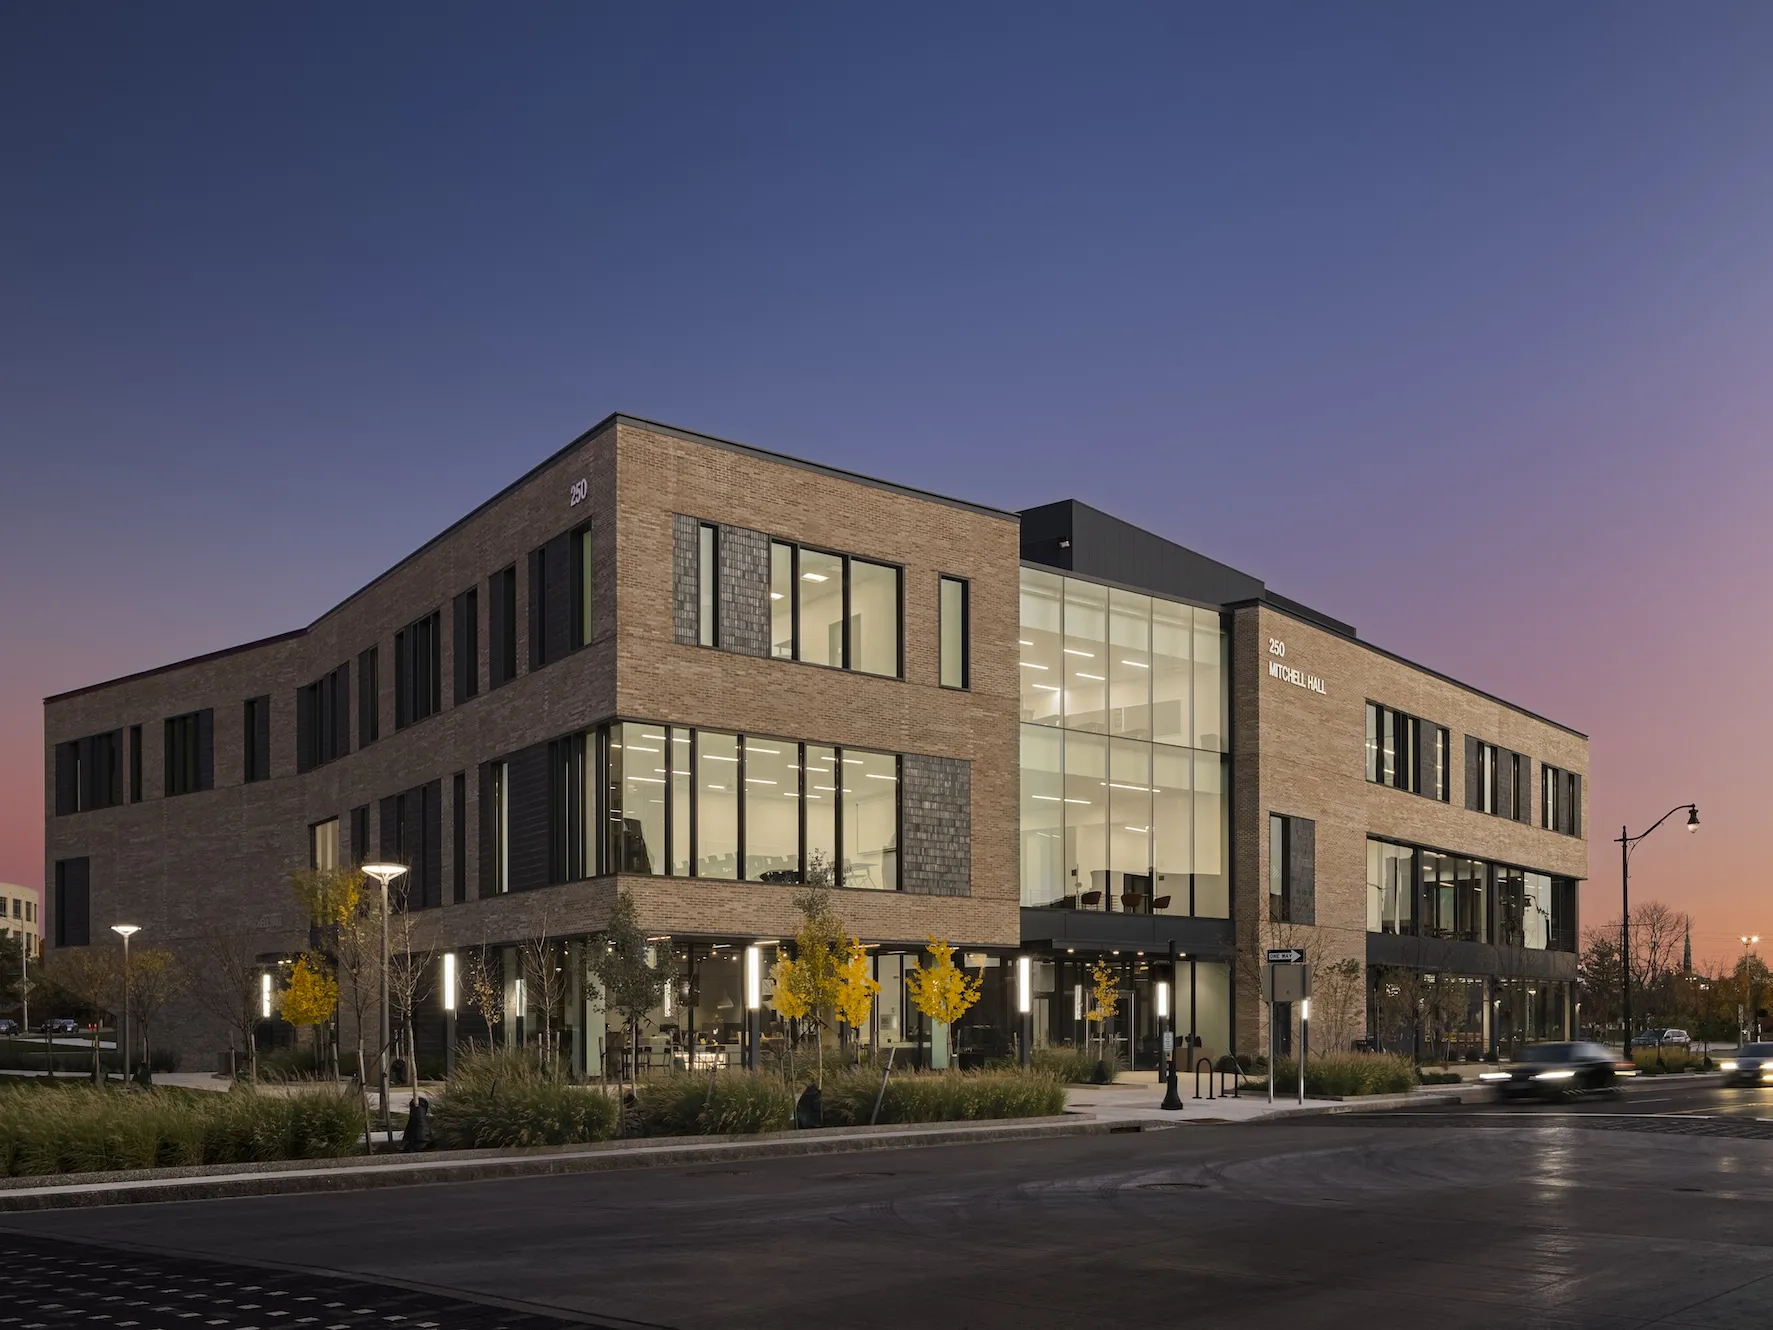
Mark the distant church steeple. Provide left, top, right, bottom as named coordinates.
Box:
left=1684, top=925, right=1693, bottom=975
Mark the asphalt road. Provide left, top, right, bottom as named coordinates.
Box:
left=7, top=1078, right=1773, bottom=1330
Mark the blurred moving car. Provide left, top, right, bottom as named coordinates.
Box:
left=0, top=1018, right=18, bottom=1035
left=1720, top=1044, right=1773, bottom=1087
left=39, top=1017, right=79, bottom=1035
left=1480, top=1042, right=1631, bottom=1099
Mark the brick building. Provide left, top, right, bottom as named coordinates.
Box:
left=42, top=415, right=1588, bottom=1070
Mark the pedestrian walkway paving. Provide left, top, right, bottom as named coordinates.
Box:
left=1063, top=1074, right=1472, bottom=1124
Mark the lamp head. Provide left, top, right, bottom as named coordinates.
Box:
left=360, top=862, right=409, bottom=885
left=1687, top=806, right=1700, bottom=833
left=110, top=924, right=140, bottom=940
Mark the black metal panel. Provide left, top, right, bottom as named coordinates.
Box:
left=54, top=857, right=90, bottom=948
left=506, top=741, right=551, bottom=893
left=1020, top=500, right=1265, bottom=608
left=1365, top=931, right=1578, bottom=981
left=1020, top=907, right=1235, bottom=958
left=1289, top=817, right=1316, bottom=925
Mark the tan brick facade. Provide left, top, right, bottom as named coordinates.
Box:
left=1231, top=603, right=1589, bottom=1049
left=42, top=416, right=1018, bottom=1056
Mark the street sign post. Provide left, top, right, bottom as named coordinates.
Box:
left=1261, top=951, right=1311, bottom=1105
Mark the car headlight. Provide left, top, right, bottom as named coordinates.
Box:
left=1478, top=1072, right=1510, bottom=1082
left=1722, top=1061, right=1738, bottom=1071
left=1532, top=1069, right=1577, bottom=1081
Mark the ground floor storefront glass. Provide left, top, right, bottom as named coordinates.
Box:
left=1370, top=968, right=1572, bottom=1059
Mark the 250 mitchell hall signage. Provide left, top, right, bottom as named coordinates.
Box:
left=1268, top=638, right=1327, bottom=696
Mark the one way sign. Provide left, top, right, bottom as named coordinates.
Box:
left=1266, top=947, right=1306, bottom=964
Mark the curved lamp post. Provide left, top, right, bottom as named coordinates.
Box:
left=110, top=924, right=140, bottom=1080
left=1618, top=805, right=1698, bottom=1058
left=360, top=863, right=409, bottom=1137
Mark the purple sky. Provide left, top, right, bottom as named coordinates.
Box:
left=4, top=4, right=1769, bottom=964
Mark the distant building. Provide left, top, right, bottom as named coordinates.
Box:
left=1, top=880, right=42, bottom=963
left=43, top=413, right=1587, bottom=1067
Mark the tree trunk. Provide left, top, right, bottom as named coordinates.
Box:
left=91, top=1021, right=101, bottom=1086
left=356, top=1036, right=374, bottom=1154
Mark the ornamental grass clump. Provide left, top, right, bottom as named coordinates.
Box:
left=429, top=1047, right=617, bottom=1149
left=1267, top=1052, right=1416, bottom=1097
left=634, top=1073, right=794, bottom=1136
left=821, top=1069, right=1066, bottom=1126
left=0, top=1082, right=361, bottom=1177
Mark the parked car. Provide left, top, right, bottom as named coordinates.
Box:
left=1721, top=1043, right=1773, bottom=1087
left=1630, top=1028, right=1692, bottom=1049
left=0, top=1018, right=18, bottom=1035
left=40, top=1017, right=80, bottom=1035
left=1479, top=1042, right=1631, bottom=1100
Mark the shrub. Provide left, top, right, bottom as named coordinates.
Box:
left=430, top=1048, right=617, bottom=1149
left=634, top=1073, right=794, bottom=1136
left=1268, top=1053, right=1416, bottom=1097
left=1631, top=1047, right=1705, bottom=1074
left=1031, top=1046, right=1122, bottom=1084
left=821, top=1069, right=1065, bottom=1126
left=1417, top=1070, right=1463, bottom=1086
left=0, top=1082, right=361, bottom=1177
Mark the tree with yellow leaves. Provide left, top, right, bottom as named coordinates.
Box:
left=1086, top=958, right=1122, bottom=1071
left=905, top=937, right=982, bottom=1070
left=770, top=886, right=850, bottom=1087
left=834, top=938, right=880, bottom=1041
left=282, top=954, right=340, bottom=1028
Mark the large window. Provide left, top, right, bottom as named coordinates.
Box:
left=696, top=730, right=739, bottom=878
left=54, top=730, right=124, bottom=814
left=743, top=737, right=799, bottom=881
left=1366, top=840, right=1414, bottom=934
left=1364, top=701, right=1449, bottom=800
left=489, top=761, right=509, bottom=894
left=1367, top=837, right=1573, bottom=952
left=163, top=710, right=212, bottom=797
left=357, top=646, right=380, bottom=745
left=394, top=610, right=441, bottom=730
left=1268, top=813, right=1315, bottom=924
left=310, top=818, right=339, bottom=871
left=589, top=724, right=902, bottom=890
left=572, top=521, right=593, bottom=650
left=454, top=587, right=479, bottom=704
left=939, top=576, right=969, bottom=689
left=1019, top=569, right=1223, bottom=752
left=1019, top=723, right=1226, bottom=918
left=768, top=541, right=901, bottom=678
left=244, top=695, right=271, bottom=783
left=297, top=663, right=349, bottom=773
left=489, top=566, right=518, bottom=688
left=1542, top=764, right=1582, bottom=836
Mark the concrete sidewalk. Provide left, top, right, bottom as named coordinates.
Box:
left=1063, top=1075, right=1473, bottom=1124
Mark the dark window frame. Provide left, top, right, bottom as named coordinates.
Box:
left=393, top=610, right=442, bottom=731
left=489, top=565, right=518, bottom=688
left=162, top=710, right=213, bottom=797
left=244, top=695, right=271, bottom=783
left=1364, top=700, right=1448, bottom=800
left=454, top=587, right=480, bottom=705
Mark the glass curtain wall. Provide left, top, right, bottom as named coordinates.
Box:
left=1019, top=568, right=1229, bottom=917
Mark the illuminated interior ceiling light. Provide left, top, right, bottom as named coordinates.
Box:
left=1075, top=672, right=1105, bottom=681
left=1019, top=662, right=1049, bottom=670
left=802, top=572, right=829, bottom=582
left=1121, top=659, right=1148, bottom=667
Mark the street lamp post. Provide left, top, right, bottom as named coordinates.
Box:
left=743, top=944, right=763, bottom=1072
left=360, top=863, right=408, bottom=1140
left=1741, top=936, right=1761, bottom=1044
left=110, top=924, right=139, bottom=1081
left=1618, top=805, right=1699, bottom=1060
left=1017, top=955, right=1033, bottom=1070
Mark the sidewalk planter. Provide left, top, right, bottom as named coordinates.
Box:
left=1266, top=1053, right=1416, bottom=1097
left=428, top=1051, right=618, bottom=1149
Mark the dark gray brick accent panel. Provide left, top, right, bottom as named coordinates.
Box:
left=672, top=514, right=699, bottom=645
left=901, top=754, right=971, bottom=897
left=717, top=524, right=771, bottom=658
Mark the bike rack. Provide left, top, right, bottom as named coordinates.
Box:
left=1193, top=1056, right=1215, bottom=1100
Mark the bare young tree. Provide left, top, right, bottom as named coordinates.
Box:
left=37, top=946, right=121, bottom=1083
left=386, top=884, right=435, bottom=1089
left=462, top=944, right=503, bottom=1053
left=189, top=930, right=265, bottom=1080
left=518, top=909, right=570, bottom=1075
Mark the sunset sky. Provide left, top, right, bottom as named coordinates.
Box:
left=3, top=5, right=1769, bottom=965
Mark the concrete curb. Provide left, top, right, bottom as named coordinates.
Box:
left=0, top=1115, right=1131, bottom=1212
